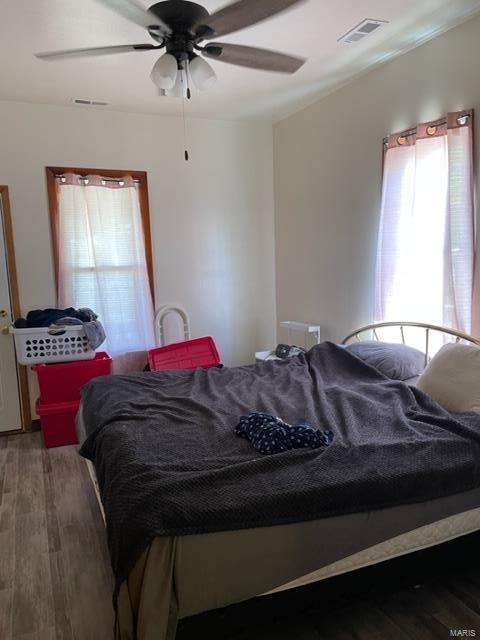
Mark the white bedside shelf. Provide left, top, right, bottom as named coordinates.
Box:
left=279, top=321, right=321, bottom=346
left=279, top=321, right=320, bottom=334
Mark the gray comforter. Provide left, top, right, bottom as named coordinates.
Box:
left=79, top=342, right=480, bottom=592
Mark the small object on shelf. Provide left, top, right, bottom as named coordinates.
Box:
left=255, top=344, right=306, bottom=363
left=148, top=336, right=220, bottom=372
left=279, top=321, right=321, bottom=348
left=36, top=399, right=79, bottom=448
left=255, top=350, right=281, bottom=362
left=274, top=344, right=305, bottom=359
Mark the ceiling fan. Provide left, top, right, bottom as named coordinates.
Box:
left=36, top=0, right=307, bottom=98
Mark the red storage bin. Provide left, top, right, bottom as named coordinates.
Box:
left=148, top=337, right=220, bottom=372
left=36, top=399, right=79, bottom=448
left=33, top=352, right=112, bottom=404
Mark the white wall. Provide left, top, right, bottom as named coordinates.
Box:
left=274, top=13, right=480, bottom=344
left=0, top=100, right=276, bottom=410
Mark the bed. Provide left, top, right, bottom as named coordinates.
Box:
left=77, top=322, right=480, bottom=640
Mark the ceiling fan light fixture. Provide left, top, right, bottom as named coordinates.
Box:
left=189, top=55, right=217, bottom=91
left=150, top=53, right=178, bottom=90
left=37, top=0, right=307, bottom=103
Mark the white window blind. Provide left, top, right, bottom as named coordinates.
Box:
left=56, top=174, right=155, bottom=356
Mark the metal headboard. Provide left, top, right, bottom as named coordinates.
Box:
left=342, top=321, right=480, bottom=366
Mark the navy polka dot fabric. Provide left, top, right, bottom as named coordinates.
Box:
left=235, top=412, right=334, bottom=455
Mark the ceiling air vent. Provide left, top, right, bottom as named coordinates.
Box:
left=338, top=19, right=389, bottom=44
left=71, top=98, right=111, bottom=107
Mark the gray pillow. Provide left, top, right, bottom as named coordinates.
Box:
left=346, top=341, right=425, bottom=381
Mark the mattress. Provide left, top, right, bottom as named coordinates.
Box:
left=77, top=406, right=480, bottom=639
left=267, top=502, right=480, bottom=595
left=85, top=447, right=480, bottom=594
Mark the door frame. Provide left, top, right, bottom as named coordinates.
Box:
left=0, top=185, right=31, bottom=433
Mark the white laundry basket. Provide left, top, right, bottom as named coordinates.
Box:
left=10, top=325, right=95, bottom=365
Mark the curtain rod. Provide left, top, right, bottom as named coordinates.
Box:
left=54, top=173, right=140, bottom=184
left=382, top=111, right=472, bottom=145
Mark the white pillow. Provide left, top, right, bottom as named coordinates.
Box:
left=417, top=342, right=480, bottom=412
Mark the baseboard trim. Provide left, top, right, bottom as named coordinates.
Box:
left=31, top=419, right=41, bottom=432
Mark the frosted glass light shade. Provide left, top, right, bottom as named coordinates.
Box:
left=189, top=56, right=217, bottom=91
left=150, top=54, right=178, bottom=90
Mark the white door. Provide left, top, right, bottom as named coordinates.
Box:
left=0, top=195, right=22, bottom=432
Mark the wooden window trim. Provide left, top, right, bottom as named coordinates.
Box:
left=45, top=166, right=155, bottom=303
left=0, top=185, right=31, bottom=432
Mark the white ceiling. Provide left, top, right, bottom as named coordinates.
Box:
left=2, top=0, right=480, bottom=121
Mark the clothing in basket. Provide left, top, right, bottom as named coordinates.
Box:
left=14, top=307, right=105, bottom=350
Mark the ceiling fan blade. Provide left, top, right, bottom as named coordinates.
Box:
left=195, top=0, right=306, bottom=39
left=94, top=0, right=171, bottom=35
left=203, top=43, right=305, bottom=73
left=35, top=44, right=159, bottom=60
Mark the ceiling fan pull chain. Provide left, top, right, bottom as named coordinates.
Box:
left=182, top=92, right=189, bottom=162
left=185, top=62, right=192, bottom=101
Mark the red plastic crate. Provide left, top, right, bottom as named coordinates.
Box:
left=32, top=352, right=112, bottom=404
left=148, top=337, right=220, bottom=372
left=36, top=399, right=79, bottom=448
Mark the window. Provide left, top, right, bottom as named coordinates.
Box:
left=47, top=167, right=155, bottom=356
left=375, top=111, right=475, bottom=336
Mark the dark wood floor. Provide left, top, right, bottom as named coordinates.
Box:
left=179, top=534, right=480, bottom=640
left=2, top=432, right=480, bottom=639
